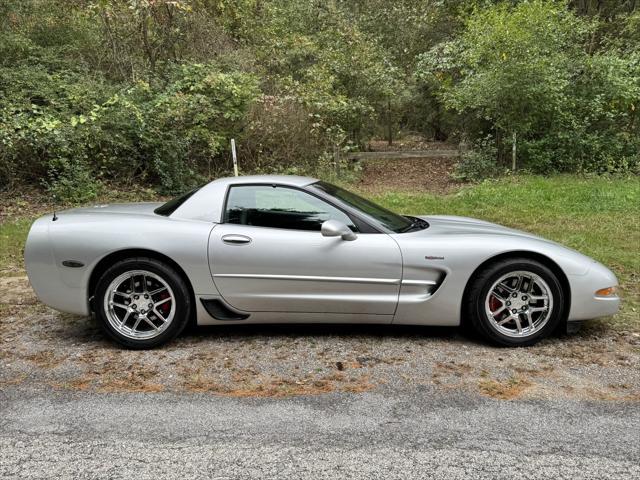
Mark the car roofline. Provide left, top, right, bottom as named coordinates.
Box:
left=169, top=175, right=319, bottom=223
left=210, top=175, right=318, bottom=188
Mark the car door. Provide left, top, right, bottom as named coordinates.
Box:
left=208, top=184, right=402, bottom=315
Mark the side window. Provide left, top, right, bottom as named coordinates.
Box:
left=224, top=185, right=357, bottom=231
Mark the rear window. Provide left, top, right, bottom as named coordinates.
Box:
left=154, top=187, right=201, bottom=216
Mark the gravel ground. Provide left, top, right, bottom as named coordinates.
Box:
left=1, top=276, right=639, bottom=400
left=1, top=275, right=640, bottom=479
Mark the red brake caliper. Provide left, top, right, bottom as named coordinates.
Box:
left=489, top=295, right=501, bottom=316
left=158, top=291, right=171, bottom=314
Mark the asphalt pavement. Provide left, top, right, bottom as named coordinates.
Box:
left=1, top=386, right=638, bottom=479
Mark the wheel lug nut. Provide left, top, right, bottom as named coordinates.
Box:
left=141, top=309, right=146, bottom=314
left=512, top=309, right=517, bottom=314
left=512, top=293, right=518, bottom=298
left=144, top=294, right=149, bottom=299
left=148, top=303, right=153, bottom=309
left=522, top=305, right=527, bottom=310
left=134, top=295, right=139, bottom=299
left=522, top=296, right=527, bottom=301
left=506, top=301, right=511, bottom=306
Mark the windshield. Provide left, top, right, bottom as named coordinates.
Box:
left=154, top=186, right=201, bottom=216
left=310, top=181, right=415, bottom=233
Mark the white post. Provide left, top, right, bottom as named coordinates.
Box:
left=231, top=138, right=238, bottom=177
left=512, top=131, right=517, bottom=172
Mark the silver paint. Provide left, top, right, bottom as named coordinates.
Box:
left=208, top=223, right=402, bottom=314
left=25, top=175, right=620, bottom=328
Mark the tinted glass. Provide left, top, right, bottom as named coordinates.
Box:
left=310, top=182, right=412, bottom=233
left=224, top=185, right=356, bottom=231
left=154, top=186, right=201, bottom=216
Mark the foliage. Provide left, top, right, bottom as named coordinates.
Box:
left=417, top=0, right=639, bottom=176
left=453, top=135, right=502, bottom=182
left=0, top=58, right=258, bottom=195
left=243, top=95, right=336, bottom=173
left=0, top=0, right=639, bottom=197
left=425, top=1, right=589, bottom=137
left=253, top=0, right=401, bottom=144
left=137, top=65, right=260, bottom=192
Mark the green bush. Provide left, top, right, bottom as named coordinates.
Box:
left=417, top=0, right=640, bottom=176
left=1, top=0, right=638, bottom=198
left=44, top=157, right=101, bottom=203
left=0, top=62, right=113, bottom=191
left=453, top=136, right=502, bottom=182
left=141, top=65, right=259, bottom=192
left=0, top=60, right=259, bottom=198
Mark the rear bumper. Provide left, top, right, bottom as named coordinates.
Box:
left=24, top=216, right=90, bottom=316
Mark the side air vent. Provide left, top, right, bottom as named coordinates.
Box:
left=62, top=260, right=84, bottom=268
left=200, top=299, right=250, bottom=321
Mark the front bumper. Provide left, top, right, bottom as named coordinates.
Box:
left=567, top=261, right=621, bottom=321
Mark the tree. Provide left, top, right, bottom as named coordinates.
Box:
left=418, top=0, right=592, bottom=170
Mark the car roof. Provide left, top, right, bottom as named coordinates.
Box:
left=208, top=174, right=318, bottom=188
left=170, top=174, right=319, bottom=223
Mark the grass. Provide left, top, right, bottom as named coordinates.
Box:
left=0, top=219, right=32, bottom=276
left=2, top=174, right=638, bottom=329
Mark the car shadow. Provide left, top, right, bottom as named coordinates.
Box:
left=183, top=322, right=485, bottom=345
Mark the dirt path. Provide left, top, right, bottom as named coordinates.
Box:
left=353, top=141, right=462, bottom=194
left=355, top=157, right=461, bottom=194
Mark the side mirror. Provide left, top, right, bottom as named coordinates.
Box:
left=321, top=219, right=357, bottom=241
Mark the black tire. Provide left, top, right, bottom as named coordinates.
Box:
left=465, top=258, right=564, bottom=347
left=94, top=257, right=192, bottom=349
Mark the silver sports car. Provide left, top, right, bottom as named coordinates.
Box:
left=25, top=175, right=620, bottom=348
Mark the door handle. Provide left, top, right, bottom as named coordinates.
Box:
left=222, top=234, right=252, bottom=245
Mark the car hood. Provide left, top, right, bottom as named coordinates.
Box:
left=418, top=215, right=544, bottom=240
left=408, top=214, right=605, bottom=277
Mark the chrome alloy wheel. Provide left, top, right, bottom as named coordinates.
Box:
left=104, top=270, right=176, bottom=340
left=484, top=270, right=553, bottom=338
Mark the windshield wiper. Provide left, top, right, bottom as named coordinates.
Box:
left=400, top=216, right=430, bottom=233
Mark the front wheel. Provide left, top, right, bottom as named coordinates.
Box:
left=94, top=257, right=192, bottom=349
left=466, top=258, right=564, bottom=347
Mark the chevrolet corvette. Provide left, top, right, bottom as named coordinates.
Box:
left=25, top=175, right=620, bottom=348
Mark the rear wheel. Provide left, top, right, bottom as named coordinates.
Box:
left=466, top=258, right=564, bottom=347
left=95, top=257, right=191, bottom=349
